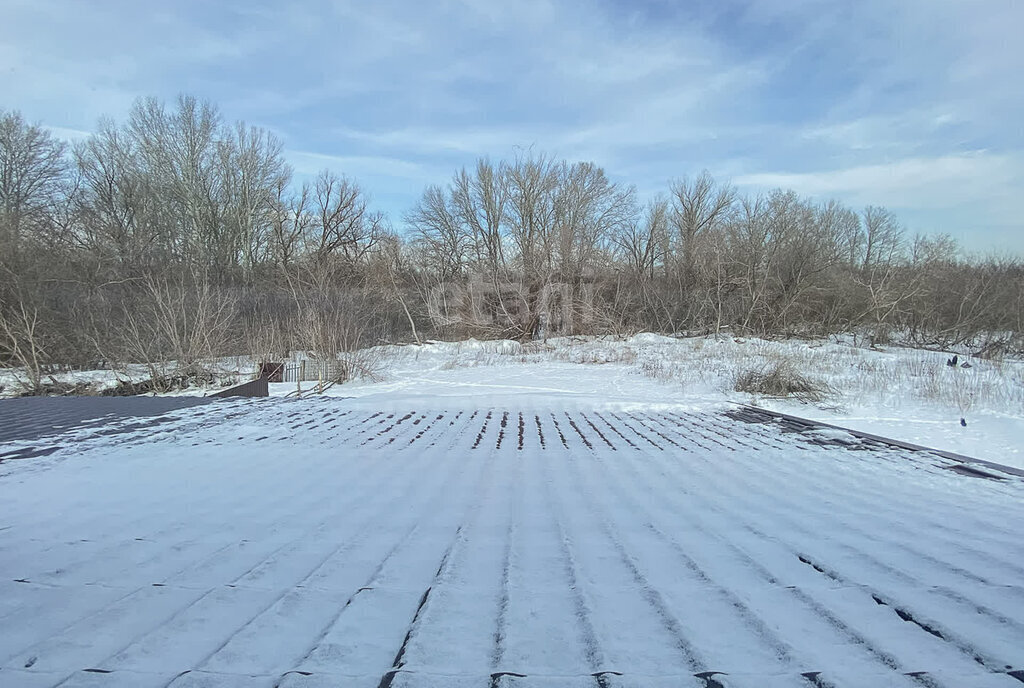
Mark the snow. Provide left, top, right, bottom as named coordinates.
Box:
left=801, top=427, right=863, bottom=445
left=265, top=335, right=1024, bottom=469
left=1, top=374, right=1023, bottom=686
left=2, top=334, right=1021, bottom=469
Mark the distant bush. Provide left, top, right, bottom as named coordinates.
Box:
left=734, top=361, right=833, bottom=403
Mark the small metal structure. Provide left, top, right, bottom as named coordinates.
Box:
left=207, top=377, right=269, bottom=398
left=282, top=360, right=345, bottom=384
left=259, top=361, right=284, bottom=383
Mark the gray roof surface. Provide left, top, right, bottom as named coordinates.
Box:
left=0, top=398, right=1021, bottom=688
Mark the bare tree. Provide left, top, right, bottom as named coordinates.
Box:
left=74, top=119, right=159, bottom=267
left=504, top=153, right=560, bottom=287
left=861, top=205, right=904, bottom=269
left=615, top=198, right=667, bottom=280
left=377, top=234, right=422, bottom=345
left=452, top=159, right=507, bottom=273
left=307, top=170, right=384, bottom=266
left=552, top=161, right=634, bottom=286
left=0, top=297, right=48, bottom=393
left=218, top=122, right=291, bottom=270
left=113, top=268, right=238, bottom=390
left=3, top=90, right=1023, bottom=383
left=128, top=95, right=225, bottom=266
left=268, top=180, right=310, bottom=273
left=0, top=110, right=68, bottom=265
left=669, top=171, right=735, bottom=284
left=406, top=184, right=467, bottom=280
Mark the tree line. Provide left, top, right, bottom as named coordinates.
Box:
left=1, top=96, right=1021, bottom=391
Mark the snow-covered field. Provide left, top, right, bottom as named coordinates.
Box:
left=3, top=334, right=1021, bottom=472
left=1, top=383, right=1022, bottom=687
left=271, top=335, right=1024, bottom=470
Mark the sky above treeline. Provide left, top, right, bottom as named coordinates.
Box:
left=3, top=0, right=1022, bottom=253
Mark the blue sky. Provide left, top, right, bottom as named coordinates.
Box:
left=2, top=0, right=1022, bottom=253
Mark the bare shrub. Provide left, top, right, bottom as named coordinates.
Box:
left=0, top=299, right=49, bottom=393
left=337, top=345, right=388, bottom=383
left=638, top=356, right=671, bottom=382
left=111, top=271, right=238, bottom=392
left=734, top=361, right=833, bottom=403
left=288, top=285, right=392, bottom=388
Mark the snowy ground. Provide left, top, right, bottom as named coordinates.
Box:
left=3, top=335, right=1020, bottom=470
left=274, top=335, right=1024, bottom=470
left=1, top=386, right=1022, bottom=687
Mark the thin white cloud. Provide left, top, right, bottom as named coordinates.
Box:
left=287, top=150, right=431, bottom=180
left=44, top=126, right=93, bottom=143
left=0, top=0, right=1021, bottom=251
left=800, top=109, right=964, bottom=153
left=735, top=152, right=1022, bottom=219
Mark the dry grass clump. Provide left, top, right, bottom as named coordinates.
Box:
left=734, top=361, right=834, bottom=403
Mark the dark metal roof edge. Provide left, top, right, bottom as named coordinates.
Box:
left=737, top=404, right=1024, bottom=479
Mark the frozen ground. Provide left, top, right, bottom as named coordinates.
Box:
left=2, top=334, right=1020, bottom=469
left=1, top=384, right=1022, bottom=687
left=276, top=335, right=1024, bottom=470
